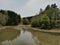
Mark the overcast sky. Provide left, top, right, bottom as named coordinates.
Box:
left=0, top=0, right=60, bottom=17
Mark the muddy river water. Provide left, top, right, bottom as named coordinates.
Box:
left=0, top=26, right=60, bottom=45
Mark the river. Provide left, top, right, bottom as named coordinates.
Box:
left=0, top=26, right=60, bottom=45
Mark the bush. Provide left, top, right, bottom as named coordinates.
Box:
left=22, top=18, right=29, bottom=25
left=31, top=20, right=40, bottom=27
left=39, top=14, right=51, bottom=29
left=31, top=14, right=51, bottom=29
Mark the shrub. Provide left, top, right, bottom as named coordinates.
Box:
left=22, top=18, right=29, bottom=25
left=31, top=20, right=40, bottom=27
left=39, top=14, right=51, bottom=29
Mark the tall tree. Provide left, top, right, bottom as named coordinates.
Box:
left=51, top=3, right=57, bottom=8
left=0, top=10, right=21, bottom=26
left=45, top=5, right=50, bottom=10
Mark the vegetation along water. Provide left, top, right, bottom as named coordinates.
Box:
left=0, top=3, right=60, bottom=45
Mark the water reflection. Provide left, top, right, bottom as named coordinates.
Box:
left=1, top=28, right=40, bottom=45
left=30, top=30, right=60, bottom=45
left=1, top=27, right=60, bottom=45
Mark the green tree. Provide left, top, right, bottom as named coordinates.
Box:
left=22, top=18, right=29, bottom=25
left=31, top=3, right=60, bottom=29
left=39, top=14, right=50, bottom=29
left=31, top=20, right=40, bottom=27
left=51, top=3, right=57, bottom=8
left=0, top=13, right=8, bottom=25
left=6, top=10, right=21, bottom=25
left=0, top=10, right=21, bottom=26
left=45, top=5, right=50, bottom=10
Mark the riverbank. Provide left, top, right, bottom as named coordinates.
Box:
left=1, top=25, right=60, bottom=33
left=0, top=26, right=15, bottom=30
left=0, top=25, right=60, bottom=45
left=18, top=25, right=60, bottom=33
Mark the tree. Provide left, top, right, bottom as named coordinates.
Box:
left=0, top=10, right=21, bottom=26
left=6, top=10, right=21, bottom=25
left=39, top=14, right=50, bottom=29
left=17, top=15, right=21, bottom=23
left=54, top=3, right=57, bottom=8
left=51, top=4, right=54, bottom=8
left=39, top=8, right=43, bottom=14
left=31, top=19, right=40, bottom=27
left=45, top=5, right=50, bottom=10
left=31, top=3, right=60, bottom=29
left=0, top=13, right=8, bottom=25
left=51, top=3, right=57, bottom=8
left=22, top=18, right=29, bottom=25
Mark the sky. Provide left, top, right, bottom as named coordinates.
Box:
left=0, top=0, right=60, bottom=17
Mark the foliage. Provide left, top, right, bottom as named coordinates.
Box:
left=45, top=5, right=50, bottom=10
left=51, top=3, right=57, bottom=8
left=31, top=20, right=40, bottom=27
left=0, top=10, right=21, bottom=26
left=31, top=14, right=51, bottom=29
left=31, top=3, right=60, bottom=29
left=44, top=7, right=59, bottom=28
left=39, top=14, right=50, bottom=29
left=0, top=13, right=8, bottom=25
left=22, top=18, right=29, bottom=25
left=22, top=16, right=33, bottom=24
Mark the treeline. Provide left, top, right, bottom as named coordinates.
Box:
left=22, top=3, right=60, bottom=29
left=0, top=10, right=21, bottom=26
left=31, top=3, right=60, bottom=29
left=22, top=16, right=33, bottom=25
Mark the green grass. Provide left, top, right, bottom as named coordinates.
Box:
left=0, top=28, right=20, bottom=42
left=29, top=30, right=60, bottom=45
